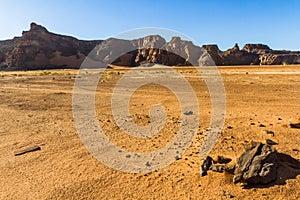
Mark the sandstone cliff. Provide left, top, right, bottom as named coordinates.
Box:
left=0, top=23, right=101, bottom=70
left=1, top=23, right=300, bottom=70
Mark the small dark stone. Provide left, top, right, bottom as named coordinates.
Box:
left=216, top=156, right=232, bottom=164
left=200, top=156, right=213, bottom=176
left=14, top=145, right=41, bottom=156
left=258, top=124, right=266, bottom=127
left=184, top=111, right=193, bottom=115
left=145, top=162, right=151, bottom=167
left=125, top=154, right=131, bottom=158
left=266, top=139, right=278, bottom=145
left=289, top=122, right=300, bottom=129
left=227, top=126, right=233, bottom=129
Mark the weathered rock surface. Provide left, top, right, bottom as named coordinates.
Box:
left=0, top=23, right=101, bottom=70
left=200, top=142, right=300, bottom=186
left=1, top=22, right=300, bottom=70
left=233, top=142, right=278, bottom=185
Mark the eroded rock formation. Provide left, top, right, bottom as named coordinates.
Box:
left=0, top=23, right=101, bottom=70
left=1, top=23, right=300, bottom=70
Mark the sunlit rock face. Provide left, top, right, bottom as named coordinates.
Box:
left=1, top=23, right=300, bottom=70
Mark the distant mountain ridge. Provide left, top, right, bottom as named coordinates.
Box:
left=1, top=23, right=300, bottom=70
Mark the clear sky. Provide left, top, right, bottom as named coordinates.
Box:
left=1, top=0, right=299, bottom=50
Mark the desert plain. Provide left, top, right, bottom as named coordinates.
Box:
left=0, top=65, right=299, bottom=199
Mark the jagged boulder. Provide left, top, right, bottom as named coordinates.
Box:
left=233, top=142, right=278, bottom=185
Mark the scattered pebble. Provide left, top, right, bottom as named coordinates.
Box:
left=14, top=145, right=41, bottom=156
left=175, top=155, right=181, bottom=160
left=184, top=111, right=193, bottom=115
left=266, top=139, right=278, bottom=145
left=258, top=124, right=266, bottom=127
left=289, top=122, right=300, bottom=129
left=227, top=126, right=233, bottom=129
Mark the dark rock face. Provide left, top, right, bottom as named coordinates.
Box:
left=203, top=44, right=261, bottom=65
left=0, top=23, right=101, bottom=70
left=233, top=142, right=278, bottom=185
left=94, top=35, right=198, bottom=67
left=1, top=22, right=300, bottom=70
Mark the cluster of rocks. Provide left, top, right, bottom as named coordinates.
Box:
left=200, top=141, right=300, bottom=186
left=1, top=23, right=300, bottom=70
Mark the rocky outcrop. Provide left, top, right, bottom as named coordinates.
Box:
left=92, top=35, right=199, bottom=67
left=203, top=43, right=268, bottom=65
left=1, top=23, right=300, bottom=70
left=222, top=43, right=260, bottom=65
left=242, top=44, right=272, bottom=54
left=259, top=53, right=300, bottom=65
left=0, top=23, right=102, bottom=70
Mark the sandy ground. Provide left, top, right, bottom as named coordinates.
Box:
left=0, top=65, right=299, bottom=199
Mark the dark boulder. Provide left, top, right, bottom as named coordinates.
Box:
left=233, top=142, right=278, bottom=185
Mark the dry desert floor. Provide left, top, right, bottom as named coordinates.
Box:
left=0, top=65, right=300, bottom=199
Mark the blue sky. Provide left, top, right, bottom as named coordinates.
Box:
left=1, top=0, right=299, bottom=50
